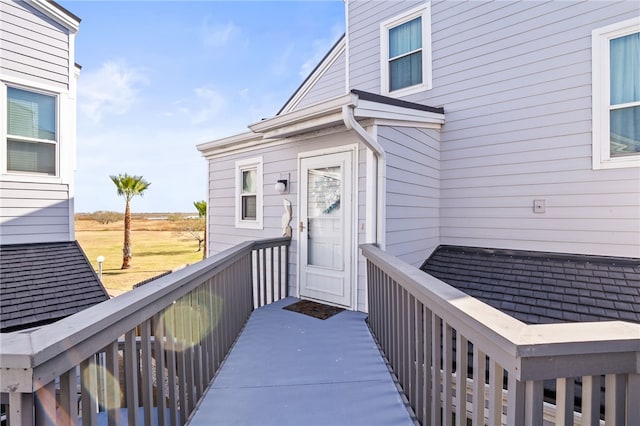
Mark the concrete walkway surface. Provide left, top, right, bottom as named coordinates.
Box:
left=188, top=297, right=415, bottom=426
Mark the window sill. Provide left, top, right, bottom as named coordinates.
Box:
left=235, top=221, right=264, bottom=230
left=1, top=172, right=62, bottom=184
left=382, top=82, right=431, bottom=98
left=593, top=155, right=640, bottom=170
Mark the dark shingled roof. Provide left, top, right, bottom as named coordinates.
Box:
left=0, top=241, right=109, bottom=332
left=420, top=245, right=640, bottom=325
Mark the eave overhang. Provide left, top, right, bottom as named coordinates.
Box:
left=197, top=90, right=445, bottom=157
left=28, top=0, right=81, bottom=32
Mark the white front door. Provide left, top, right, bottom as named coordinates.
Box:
left=299, top=151, right=353, bottom=308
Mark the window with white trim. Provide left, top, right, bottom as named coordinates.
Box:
left=380, top=3, right=432, bottom=97
left=235, top=157, right=263, bottom=229
left=592, top=18, right=640, bottom=169
left=5, top=86, right=58, bottom=176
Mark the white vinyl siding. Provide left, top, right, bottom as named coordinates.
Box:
left=592, top=17, right=640, bottom=169
left=0, top=0, right=71, bottom=89
left=428, top=1, right=640, bottom=257
left=379, top=125, right=440, bottom=266
left=348, top=0, right=639, bottom=257
left=0, top=180, right=70, bottom=244
left=293, top=49, right=347, bottom=111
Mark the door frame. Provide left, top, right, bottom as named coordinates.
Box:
left=296, top=144, right=358, bottom=310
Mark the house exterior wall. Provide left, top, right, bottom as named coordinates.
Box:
left=0, top=181, right=70, bottom=244
left=347, top=0, right=640, bottom=258
left=378, top=125, right=440, bottom=266
left=0, top=0, right=70, bottom=89
left=291, top=49, right=347, bottom=111
left=205, top=128, right=370, bottom=311
left=0, top=0, right=78, bottom=245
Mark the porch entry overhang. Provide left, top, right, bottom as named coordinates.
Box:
left=248, top=89, right=445, bottom=140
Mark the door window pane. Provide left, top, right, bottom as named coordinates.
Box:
left=307, top=166, right=343, bottom=269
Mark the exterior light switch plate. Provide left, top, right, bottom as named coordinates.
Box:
left=533, top=199, right=546, bottom=213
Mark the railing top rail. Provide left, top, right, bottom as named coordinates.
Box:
left=361, top=243, right=640, bottom=380
left=0, top=237, right=290, bottom=388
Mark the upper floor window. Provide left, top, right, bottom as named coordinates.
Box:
left=6, top=86, right=57, bottom=176
left=235, top=157, right=263, bottom=229
left=380, top=3, right=432, bottom=97
left=592, top=18, right=640, bottom=169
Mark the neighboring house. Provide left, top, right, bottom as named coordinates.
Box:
left=197, top=0, right=639, bottom=313
left=0, top=0, right=108, bottom=331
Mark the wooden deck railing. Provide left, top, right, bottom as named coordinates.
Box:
left=0, top=237, right=290, bottom=426
left=361, top=244, right=640, bottom=426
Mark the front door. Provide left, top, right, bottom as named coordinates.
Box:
left=299, top=151, right=353, bottom=308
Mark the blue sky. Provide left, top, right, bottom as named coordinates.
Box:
left=60, top=1, right=345, bottom=213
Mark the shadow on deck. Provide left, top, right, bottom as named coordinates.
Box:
left=189, top=297, right=414, bottom=426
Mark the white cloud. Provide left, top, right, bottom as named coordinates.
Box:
left=78, top=61, right=148, bottom=124
left=176, top=86, right=226, bottom=125
left=201, top=19, right=238, bottom=48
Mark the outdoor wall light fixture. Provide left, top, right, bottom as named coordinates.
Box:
left=275, top=179, right=288, bottom=194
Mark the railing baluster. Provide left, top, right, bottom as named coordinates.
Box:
left=261, top=248, right=267, bottom=307
left=105, top=341, right=120, bottom=426
left=165, top=305, right=179, bottom=426
left=628, top=373, right=640, bottom=425
left=524, top=380, right=543, bottom=426
left=582, top=375, right=601, bottom=426
left=555, top=377, right=575, bottom=426
left=414, top=300, right=425, bottom=425
left=431, top=314, right=442, bottom=426
left=506, top=373, right=525, bottom=426
left=605, top=374, right=626, bottom=425
left=423, top=306, right=433, bottom=425
left=270, top=246, right=275, bottom=304
left=488, top=359, right=503, bottom=426
left=9, top=392, right=34, bottom=426
left=443, top=324, right=453, bottom=425
left=81, top=356, right=98, bottom=426
left=35, top=381, right=56, bottom=426
left=472, top=346, right=486, bottom=426
left=456, top=334, right=468, bottom=426
left=194, top=289, right=204, bottom=401
left=408, top=293, right=417, bottom=413
left=60, top=366, right=79, bottom=426
left=124, top=330, right=140, bottom=426
left=153, top=313, right=167, bottom=426
left=140, top=320, right=154, bottom=426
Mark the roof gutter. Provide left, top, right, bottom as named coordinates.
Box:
left=342, top=97, right=385, bottom=248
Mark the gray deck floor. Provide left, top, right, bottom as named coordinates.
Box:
left=188, top=297, right=415, bottom=426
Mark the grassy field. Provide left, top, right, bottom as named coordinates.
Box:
left=75, top=214, right=204, bottom=296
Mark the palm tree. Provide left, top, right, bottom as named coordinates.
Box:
left=110, top=174, right=151, bottom=269
left=193, top=200, right=207, bottom=258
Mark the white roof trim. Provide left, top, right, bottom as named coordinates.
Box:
left=198, top=91, right=445, bottom=157
left=279, top=37, right=347, bottom=115
left=28, top=0, right=80, bottom=32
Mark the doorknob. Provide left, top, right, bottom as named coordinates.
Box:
left=299, top=221, right=305, bottom=232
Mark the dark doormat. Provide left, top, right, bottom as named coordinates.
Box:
left=283, top=300, right=344, bottom=320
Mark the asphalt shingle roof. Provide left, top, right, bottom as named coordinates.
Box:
left=0, top=241, right=109, bottom=332
left=420, top=245, right=640, bottom=325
